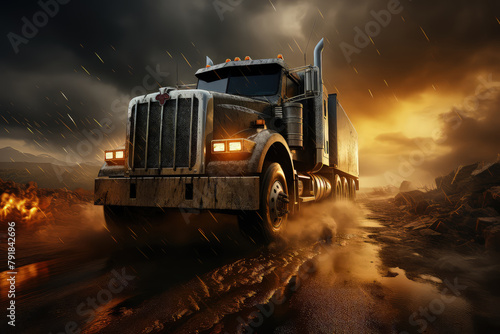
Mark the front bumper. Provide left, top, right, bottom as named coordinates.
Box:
left=94, top=176, right=260, bottom=211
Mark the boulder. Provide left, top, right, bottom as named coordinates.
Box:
left=435, top=163, right=480, bottom=195
left=469, top=163, right=500, bottom=193
left=394, top=190, right=426, bottom=207
left=415, top=200, right=430, bottom=215
left=483, top=225, right=500, bottom=252
left=400, top=181, right=416, bottom=193
left=476, top=217, right=500, bottom=233
left=481, top=186, right=500, bottom=212
left=429, top=220, right=450, bottom=233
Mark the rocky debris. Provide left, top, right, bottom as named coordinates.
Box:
left=393, top=161, right=500, bottom=252
left=436, top=162, right=500, bottom=195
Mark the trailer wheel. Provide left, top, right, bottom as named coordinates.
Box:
left=349, top=179, right=357, bottom=200
left=333, top=174, right=342, bottom=200
left=341, top=177, right=349, bottom=200
left=238, top=163, right=289, bottom=244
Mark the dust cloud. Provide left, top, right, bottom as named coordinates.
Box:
left=284, top=200, right=362, bottom=245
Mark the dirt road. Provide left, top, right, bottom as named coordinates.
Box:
left=1, top=198, right=498, bottom=333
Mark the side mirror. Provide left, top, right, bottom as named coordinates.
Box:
left=284, top=65, right=321, bottom=103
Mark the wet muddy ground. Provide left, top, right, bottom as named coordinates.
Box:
left=1, top=198, right=499, bottom=333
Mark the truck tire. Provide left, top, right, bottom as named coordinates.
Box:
left=334, top=174, right=343, bottom=200
left=349, top=179, right=357, bottom=200
left=238, top=163, right=289, bottom=244
left=341, top=177, right=349, bottom=200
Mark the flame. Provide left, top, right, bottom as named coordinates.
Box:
left=0, top=192, right=40, bottom=222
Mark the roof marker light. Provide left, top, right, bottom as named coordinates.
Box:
left=235, top=57, right=241, bottom=61
left=226, top=59, right=231, bottom=63
left=277, top=54, right=284, bottom=60
left=245, top=56, right=251, bottom=61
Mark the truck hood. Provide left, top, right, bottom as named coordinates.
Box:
left=208, top=92, right=273, bottom=140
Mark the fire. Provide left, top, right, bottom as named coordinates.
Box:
left=0, top=192, right=40, bottom=222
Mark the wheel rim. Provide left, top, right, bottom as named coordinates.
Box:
left=269, top=180, right=288, bottom=228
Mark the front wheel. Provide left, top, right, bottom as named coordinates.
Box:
left=238, top=163, right=290, bottom=244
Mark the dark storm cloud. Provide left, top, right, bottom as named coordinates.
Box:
left=0, top=0, right=499, bottom=162
left=365, top=83, right=500, bottom=183
left=427, top=84, right=500, bottom=174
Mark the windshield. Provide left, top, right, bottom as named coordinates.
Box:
left=197, top=65, right=282, bottom=97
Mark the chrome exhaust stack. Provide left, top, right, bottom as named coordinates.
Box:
left=314, top=38, right=324, bottom=84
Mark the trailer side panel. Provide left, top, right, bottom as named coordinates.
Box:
left=328, top=94, right=359, bottom=177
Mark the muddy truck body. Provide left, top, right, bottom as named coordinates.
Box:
left=95, top=39, right=359, bottom=243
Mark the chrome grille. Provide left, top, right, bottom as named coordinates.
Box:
left=129, top=96, right=200, bottom=172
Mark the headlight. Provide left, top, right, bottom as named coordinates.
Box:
left=211, top=139, right=255, bottom=157
left=212, top=142, right=226, bottom=153
left=228, top=141, right=242, bottom=152
left=105, top=149, right=126, bottom=165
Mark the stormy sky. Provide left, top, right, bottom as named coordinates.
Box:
left=1, top=0, right=499, bottom=188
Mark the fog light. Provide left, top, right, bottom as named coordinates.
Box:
left=115, top=150, right=124, bottom=159
left=105, top=152, right=114, bottom=160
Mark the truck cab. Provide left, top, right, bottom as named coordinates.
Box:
left=95, top=39, right=359, bottom=244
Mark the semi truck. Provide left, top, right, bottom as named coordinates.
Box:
left=94, top=39, right=359, bottom=243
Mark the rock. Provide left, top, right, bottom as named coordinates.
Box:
left=415, top=200, right=430, bottom=215
left=483, top=225, right=500, bottom=252
left=429, top=220, right=449, bottom=233
left=378, top=235, right=401, bottom=244
left=419, top=229, right=442, bottom=237
left=476, top=217, right=500, bottom=233
left=473, top=162, right=500, bottom=180
left=471, top=162, right=497, bottom=176
left=394, top=190, right=426, bottom=207
left=469, top=207, right=500, bottom=219
left=481, top=186, right=500, bottom=212
left=400, top=181, right=416, bottom=193
left=435, top=163, right=480, bottom=195
left=404, top=217, right=434, bottom=230
left=424, top=204, right=440, bottom=215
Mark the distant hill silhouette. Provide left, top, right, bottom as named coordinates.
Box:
left=0, top=147, right=101, bottom=190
